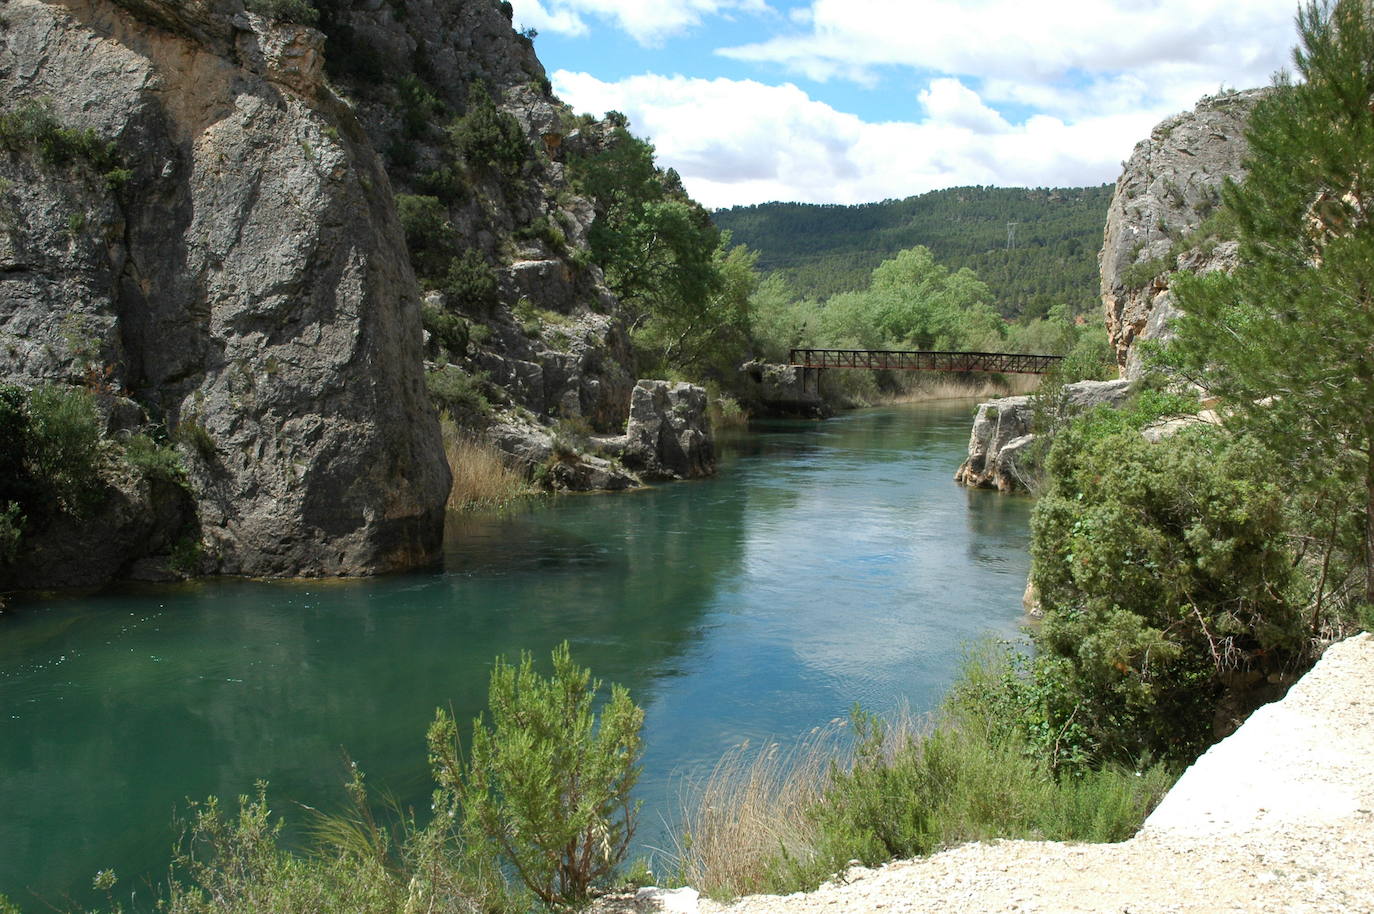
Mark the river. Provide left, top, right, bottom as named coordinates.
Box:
left=0, top=400, right=1033, bottom=907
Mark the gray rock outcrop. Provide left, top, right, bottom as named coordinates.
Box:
left=739, top=360, right=830, bottom=419
left=622, top=380, right=715, bottom=481
left=1100, top=89, right=1265, bottom=378
left=954, top=380, right=1134, bottom=493
left=0, top=0, right=450, bottom=578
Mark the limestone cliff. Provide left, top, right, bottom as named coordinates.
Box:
left=311, top=0, right=640, bottom=436
left=1100, top=89, right=1264, bottom=378
left=0, top=0, right=451, bottom=578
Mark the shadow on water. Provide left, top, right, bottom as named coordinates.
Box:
left=0, top=400, right=1033, bottom=907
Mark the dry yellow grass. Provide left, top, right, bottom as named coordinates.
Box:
left=875, top=373, right=1041, bottom=404
left=671, top=728, right=836, bottom=899
left=670, top=709, right=929, bottom=899
left=440, top=412, right=531, bottom=511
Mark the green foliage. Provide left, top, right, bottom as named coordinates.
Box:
left=448, top=81, right=529, bottom=187
left=174, top=418, right=216, bottom=460
left=162, top=649, right=644, bottom=912
left=758, top=244, right=1017, bottom=357
left=567, top=124, right=734, bottom=373
left=1163, top=0, right=1374, bottom=607
left=395, top=193, right=456, bottom=283
left=425, top=366, right=492, bottom=427
left=422, top=305, right=470, bottom=357
left=245, top=0, right=319, bottom=26
left=395, top=74, right=444, bottom=140
left=513, top=214, right=567, bottom=252
left=0, top=502, right=22, bottom=564
left=164, top=781, right=467, bottom=914
left=0, top=100, right=124, bottom=185
left=1030, top=419, right=1307, bottom=767
left=443, top=248, right=500, bottom=315
left=1119, top=208, right=1239, bottom=290
left=122, top=432, right=186, bottom=484
left=24, top=384, right=104, bottom=515
left=722, top=647, right=1176, bottom=898
left=460, top=642, right=644, bottom=906
left=714, top=185, right=1113, bottom=316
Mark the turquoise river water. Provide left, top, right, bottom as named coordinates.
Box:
left=0, top=401, right=1033, bottom=908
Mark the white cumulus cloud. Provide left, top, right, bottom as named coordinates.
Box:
left=511, top=0, right=772, bottom=45
left=552, top=70, right=1160, bottom=208
left=719, top=0, right=1296, bottom=117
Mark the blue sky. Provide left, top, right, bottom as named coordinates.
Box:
left=509, top=0, right=1300, bottom=209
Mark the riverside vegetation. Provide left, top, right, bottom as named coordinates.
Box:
left=7, top=1, right=1374, bottom=912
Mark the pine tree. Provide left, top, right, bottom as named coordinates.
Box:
left=1167, top=0, right=1374, bottom=606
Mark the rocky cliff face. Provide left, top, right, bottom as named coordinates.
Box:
left=954, top=380, right=1134, bottom=493
left=311, top=0, right=641, bottom=438
left=0, top=0, right=451, bottom=577
left=1100, top=90, right=1264, bottom=378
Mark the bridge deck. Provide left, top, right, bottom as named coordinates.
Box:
left=788, top=348, right=1063, bottom=375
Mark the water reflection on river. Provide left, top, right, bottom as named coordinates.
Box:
left=0, top=400, right=1032, bottom=906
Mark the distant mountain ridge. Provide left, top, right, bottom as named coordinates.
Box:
left=713, top=185, right=1113, bottom=317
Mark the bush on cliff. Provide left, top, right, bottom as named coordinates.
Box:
left=0, top=384, right=105, bottom=550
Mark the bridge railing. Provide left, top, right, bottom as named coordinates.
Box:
left=787, top=348, right=1064, bottom=375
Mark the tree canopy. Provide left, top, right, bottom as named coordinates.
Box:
left=1166, top=0, right=1374, bottom=606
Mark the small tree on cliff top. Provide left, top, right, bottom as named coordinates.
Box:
left=1166, top=0, right=1374, bottom=608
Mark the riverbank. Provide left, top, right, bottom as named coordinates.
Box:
left=604, top=633, right=1374, bottom=914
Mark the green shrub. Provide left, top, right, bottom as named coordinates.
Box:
left=245, top=0, right=319, bottom=26
left=395, top=194, right=455, bottom=282
left=513, top=215, right=566, bottom=252
left=421, top=305, right=470, bottom=356
left=123, top=432, right=186, bottom=484
left=458, top=641, right=644, bottom=906
left=0, top=502, right=23, bottom=564
left=0, top=100, right=120, bottom=174
left=25, top=384, right=104, bottom=515
left=174, top=418, right=216, bottom=460
left=447, top=82, right=529, bottom=187
left=1030, top=420, right=1307, bottom=767
left=395, top=74, right=444, bottom=140
left=443, top=248, right=500, bottom=315
left=425, top=366, right=491, bottom=427
left=679, top=645, right=1178, bottom=900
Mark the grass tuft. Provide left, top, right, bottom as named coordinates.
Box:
left=670, top=646, right=1177, bottom=900
left=440, top=412, right=531, bottom=511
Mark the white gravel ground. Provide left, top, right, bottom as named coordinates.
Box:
left=609, top=633, right=1374, bottom=914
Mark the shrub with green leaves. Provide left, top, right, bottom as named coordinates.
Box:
left=443, top=248, right=500, bottom=315
left=395, top=194, right=456, bottom=282
left=123, top=432, right=186, bottom=484
left=1029, top=416, right=1307, bottom=767
left=457, top=642, right=644, bottom=906
left=0, top=502, right=22, bottom=564
left=425, top=366, right=491, bottom=427
left=0, top=100, right=120, bottom=173
left=23, top=384, right=104, bottom=515
left=448, top=82, right=529, bottom=186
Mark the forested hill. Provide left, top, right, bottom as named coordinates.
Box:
left=713, top=185, right=1113, bottom=318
